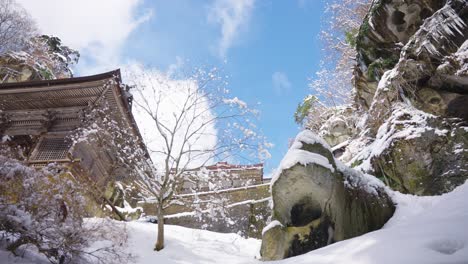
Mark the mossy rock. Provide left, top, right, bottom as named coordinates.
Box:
left=372, top=121, right=468, bottom=195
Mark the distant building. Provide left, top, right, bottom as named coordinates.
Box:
left=180, top=161, right=264, bottom=193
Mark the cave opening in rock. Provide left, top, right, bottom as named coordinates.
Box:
left=290, top=197, right=321, bottom=226
left=392, top=9, right=406, bottom=27
left=287, top=217, right=334, bottom=258
left=392, top=10, right=406, bottom=32
left=447, top=95, right=468, bottom=120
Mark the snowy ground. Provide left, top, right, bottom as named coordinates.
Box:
left=2, top=181, right=468, bottom=264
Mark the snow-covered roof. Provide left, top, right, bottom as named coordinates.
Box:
left=204, top=161, right=263, bottom=171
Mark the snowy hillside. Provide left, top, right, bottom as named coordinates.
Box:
left=3, top=181, right=468, bottom=264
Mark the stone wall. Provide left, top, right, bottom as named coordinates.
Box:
left=139, top=183, right=271, bottom=238
left=165, top=198, right=270, bottom=238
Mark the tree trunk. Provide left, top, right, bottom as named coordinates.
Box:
left=154, top=202, right=165, bottom=251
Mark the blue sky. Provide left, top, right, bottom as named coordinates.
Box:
left=121, top=1, right=326, bottom=175
left=20, top=0, right=328, bottom=176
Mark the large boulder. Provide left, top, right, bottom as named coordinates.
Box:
left=260, top=131, right=395, bottom=260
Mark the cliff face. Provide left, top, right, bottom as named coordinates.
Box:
left=0, top=36, right=78, bottom=83
left=346, top=0, right=468, bottom=195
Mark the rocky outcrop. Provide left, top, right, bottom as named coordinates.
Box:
left=350, top=104, right=468, bottom=195
left=0, top=35, right=79, bottom=83
left=355, top=0, right=467, bottom=118
left=0, top=51, right=46, bottom=82
left=260, top=131, right=395, bottom=260
left=354, top=0, right=445, bottom=110
left=341, top=0, right=468, bottom=195
left=319, top=106, right=357, bottom=148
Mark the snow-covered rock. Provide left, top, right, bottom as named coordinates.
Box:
left=339, top=0, right=468, bottom=195
left=0, top=35, right=78, bottom=83
left=261, top=131, right=394, bottom=260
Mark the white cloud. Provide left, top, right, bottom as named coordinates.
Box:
left=17, top=0, right=153, bottom=75
left=166, top=56, right=184, bottom=77
left=208, top=0, right=254, bottom=58
left=272, top=71, right=292, bottom=95
left=122, top=63, right=218, bottom=169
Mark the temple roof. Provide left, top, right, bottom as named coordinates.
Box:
left=0, top=69, right=128, bottom=134
left=0, top=69, right=148, bottom=159
left=0, top=69, right=121, bottom=90
left=0, top=69, right=124, bottom=111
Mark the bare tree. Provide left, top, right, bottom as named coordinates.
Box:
left=124, top=65, right=270, bottom=251
left=316, top=0, right=370, bottom=105
left=0, top=0, right=37, bottom=54
left=296, top=0, right=371, bottom=129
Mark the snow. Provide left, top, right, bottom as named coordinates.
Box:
left=404, top=4, right=466, bottom=58
left=337, top=159, right=388, bottom=196
left=434, top=129, right=448, bottom=136
left=223, top=97, right=248, bottom=109
left=2, top=180, right=468, bottom=264
left=294, top=130, right=332, bottom=152
left=0, top=246, right=49, bottom=264
left=113, top=201, right=143, bottom=217
left=348, top=103, right=433, bottom=172
left=270, top=130, right=335, bottom=186
left=375, top=68, right=398, bottom=93
left=453, top=143, right=466, bottom=155
left=454, top=40, right=468, bottom=75
left=331, top=139, right=349, bottom=152
left=270, top=149, right=335, bottom=186
left=124, top=222, right=261, bottom=264
left=262, top=220, right=283, bottom=236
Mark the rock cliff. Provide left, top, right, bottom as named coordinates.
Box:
left=349, top=0, right=468, bottom=195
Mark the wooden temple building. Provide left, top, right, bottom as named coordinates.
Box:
left=0, top=69, right=144, bottom=180
left=0, top=70, right=266, bottom=220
